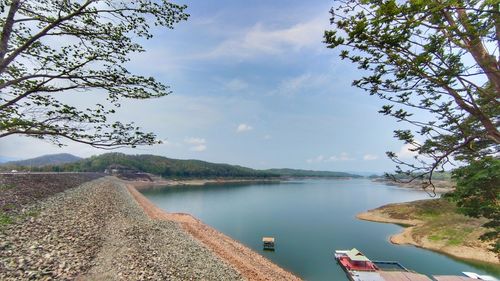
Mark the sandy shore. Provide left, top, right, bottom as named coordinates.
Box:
left=357, top=209, right=499, bottom=265
left=126, top=182, right=302, bottom=281
left=372, top=178, right=454, bottom=194
left=131, top=178, right=281, bottom=191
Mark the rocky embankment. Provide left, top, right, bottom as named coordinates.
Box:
left=0, top=173, right=103, bottom=216
left=0, top=176, right=243, bottom=280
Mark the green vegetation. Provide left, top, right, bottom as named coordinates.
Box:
left=428, top=227, right=474, bottom=246
left=0, top=211, right=13, bottom=228
left=0, top=209, right=39, bottom=230
left=448, top=157, right=500, bottom=254
left=18, top=209, right=39, bottom=221
left=4, top=153, right=82, bottom=167
left=0, top=183, right=15, bottom=191
left=62, top=153, right=275, bottom=178
left=325, top=0, right=499, bottom=255
left=2, top=153, right=363, bottom=179
left=325, top=0, right=499, bottom=180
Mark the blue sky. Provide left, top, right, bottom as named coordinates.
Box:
left=0, top=0, right=419, bottom=173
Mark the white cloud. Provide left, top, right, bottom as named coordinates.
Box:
left=190, top=144, right=207, bottom=152
left=158, top=139, right=183, bottom=148
left=184, top=137, right=206, bottom=145
left=203, top=16, right=328, bottom=59
left=306, top=155, right=325, bottom=163
left=236, top=123, right=253, bottom=133
left=396, top=143, right=418, bottom=159
left=263, top=134, right=272, bottom=140
left=224, top=78, right=249, bottom=92
left=327, top=152, right=354, bottom=161
left=184, top=137, right=207, bottom=152
left=363, top=154, right=378, bottom=161
left=271, top=73, right=329, bottom=97
left=307, top=153, right=354, bottom=163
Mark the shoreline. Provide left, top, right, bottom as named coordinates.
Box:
left=357, top=207, right=499, bottom=265
left=130, top=178, right=282, bottom=191
left=126, top=180, right=302, bottom=281
left=371, top=178, right=455, bottom=194
left=131, top=176, right=358, bottom=191
left=128, top=177, right=498, bottom=277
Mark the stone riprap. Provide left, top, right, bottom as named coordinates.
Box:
left=0, top=173, right=104, bottom=216
left=0, top=177, right=243, bottom=280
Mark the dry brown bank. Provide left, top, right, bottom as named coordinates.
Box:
left=371, top=178, right=455, bottom=193
left=130, top=178, right=280, bottom=191
left=357, top=199, right=498, bottom=265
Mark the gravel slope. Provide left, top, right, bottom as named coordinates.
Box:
left=0, top=177, right=243, bottom=280
left=0, top=173, right=103, bottom=216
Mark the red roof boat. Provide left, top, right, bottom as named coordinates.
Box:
left=335, top=248, right=378, bottom=272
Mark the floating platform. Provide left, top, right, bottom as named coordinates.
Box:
left=372, top=261, right=408, bottom=272
left=334, top=249, right=499, bottom=281
left=338, top=270, right=433, bottom=281
left=334, top=249, right=433, bottom=281
left=379, top=271, right=432, bottom=281
left=262, top=237, right=275, bottom=250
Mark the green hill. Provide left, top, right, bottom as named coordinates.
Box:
left=3, top=153, right=82, bottom=167
left=2, top=153, right=363, bottom=179
left=61, top=153, right=275, bottom=178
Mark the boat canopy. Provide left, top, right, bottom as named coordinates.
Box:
left=262, top=237, right=275, bottom=243
left=346, top=248, right=371, bottom=262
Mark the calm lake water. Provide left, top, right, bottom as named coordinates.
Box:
left=141, top=179, right=500, bottom=280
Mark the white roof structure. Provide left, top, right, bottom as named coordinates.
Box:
left=262, top=237, right=275, bottom=243
left=346, top=248, right=371, bottom=262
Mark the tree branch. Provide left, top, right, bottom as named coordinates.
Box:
left=0, top=0, right=21, bottom=62
left=0, top=0, right=94, bottom=75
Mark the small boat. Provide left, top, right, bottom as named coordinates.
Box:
left=262, top=237, right=275, bottom=250
left=334, top=248, right=433, bottom=281
left=334, top=248, right=378, bottom=272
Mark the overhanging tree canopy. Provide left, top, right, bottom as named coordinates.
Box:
left=324, top=0, right=499, bottom=187
left=0, top=0, right=188, bottom=148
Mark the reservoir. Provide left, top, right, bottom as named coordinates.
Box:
left=141, top=179, right=499, bottom=280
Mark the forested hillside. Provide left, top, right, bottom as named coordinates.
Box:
left=4, top=153, right=82, bottom=167
left=60, top=153, right=274, bottom=178
left=2, top=153, right=363, bottom=179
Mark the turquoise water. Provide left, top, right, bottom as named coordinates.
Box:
left=141, top=179, right=500, bottom=280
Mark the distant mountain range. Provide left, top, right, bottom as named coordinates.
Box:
left=1, top=153, right=362, bottom=178
left=3, top=153, right=82, bottom=167
left=0, top=156, right=19, bottom=163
